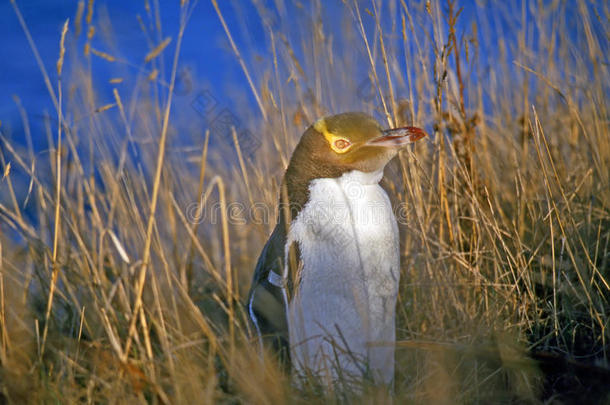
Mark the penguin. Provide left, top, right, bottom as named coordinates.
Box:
left=247, top=112, right=426, bottom=386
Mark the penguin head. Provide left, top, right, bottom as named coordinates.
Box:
left=301, top=112, right=427, bottom=174
left=281, top=112, right=427, bottom=217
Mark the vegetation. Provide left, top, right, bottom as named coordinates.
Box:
left=0, top=0, right=608, bottom=403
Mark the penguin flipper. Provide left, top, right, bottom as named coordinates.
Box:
left=248, top=225, right=290, bottom=365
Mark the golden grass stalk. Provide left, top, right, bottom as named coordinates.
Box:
left=145, top=37, right=172, bottom=63
left=211, top=0, right=268, bottom=121
left=123, top=5, right=188, bottom=362
left=40, top=18, right=69, bottom=357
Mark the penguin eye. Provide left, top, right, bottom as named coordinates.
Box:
left=333, top=139, right=351, bottom=151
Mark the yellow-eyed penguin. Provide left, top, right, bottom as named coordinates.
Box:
left=247, top=112, right=426, bottom=386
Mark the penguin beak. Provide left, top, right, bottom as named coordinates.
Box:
left=367, top=126, right=427, bottom=148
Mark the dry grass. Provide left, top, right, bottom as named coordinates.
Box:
left=0, top=0, right=609, bottom=403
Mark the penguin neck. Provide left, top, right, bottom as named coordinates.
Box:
left=336, top=169, right=384, bottom=185
left=279, top=163, right=384, bottom=228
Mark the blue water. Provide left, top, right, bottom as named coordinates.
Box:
left=0, top=1, right=258, bottom=146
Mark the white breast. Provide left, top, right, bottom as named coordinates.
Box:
left=286, top=169, right=400, bottom=385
